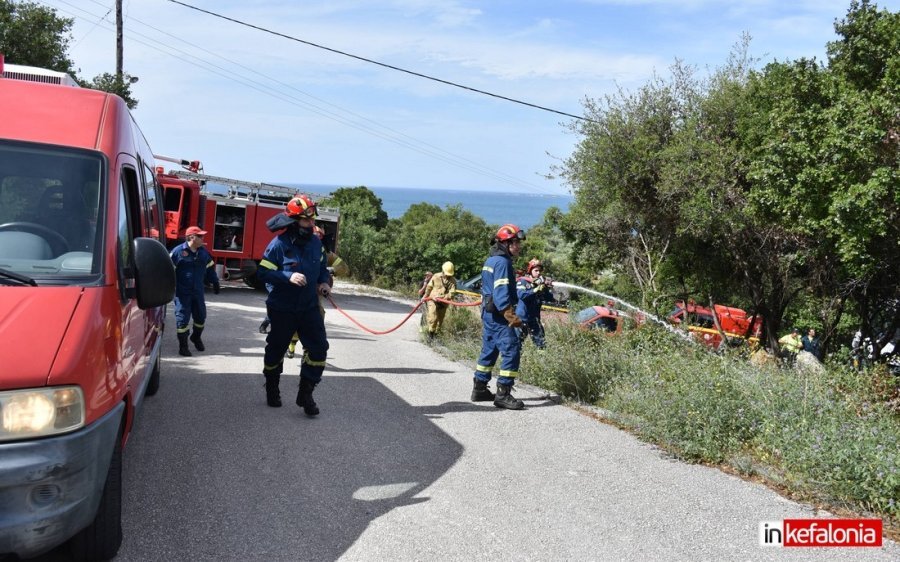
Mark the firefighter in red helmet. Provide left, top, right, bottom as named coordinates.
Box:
left=471, top=224, right=527, bottom=410
left=516, top=258, right=553, bottom=349
left=257, top=194, right=331, bottom=414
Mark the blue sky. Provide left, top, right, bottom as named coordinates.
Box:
left=41, top=0, right=898, bottom=194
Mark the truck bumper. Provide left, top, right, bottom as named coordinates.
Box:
left=0, top=401, right=123, bottom=558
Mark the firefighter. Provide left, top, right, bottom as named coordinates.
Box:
left=778, top=327, right=803, bottom=364
left=287, top=226, right=334, bottom=358
left=316, top=225, right=350, bottom=278
left=516, top=258, right=553, bottom=349
left=169, top=226, right=220, bottom=357
left=422, top=261, right=457, bottom=338
left=257, top=195, right=332, bottom=414
left=417, top=271, right=434, bottom=297
left=472, top=224, right=526, bottom=410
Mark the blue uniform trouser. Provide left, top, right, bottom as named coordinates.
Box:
left=517, top=316, right=545, bottom=349
left=474, top=311, right=520, bottom=386
left=263, top=306, right=329, bottom=383
left=174, top=293, right=206, bottom=333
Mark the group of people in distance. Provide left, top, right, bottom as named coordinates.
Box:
left=170, top=195, right=545, bottom=415
left=778, top=326, right=822, bottom=364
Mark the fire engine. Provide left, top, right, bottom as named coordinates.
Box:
left=667, top=300, right=763, bottom=349
left=155, top=155, right=340, bottom=289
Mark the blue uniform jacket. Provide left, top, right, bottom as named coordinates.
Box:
left=481, top=250, right=517, bottom=321
left=170, top=242, right=218, bottom=296
left=515, top=275, right=551, bottom=322
left=258, top=231, right=329, bottom=313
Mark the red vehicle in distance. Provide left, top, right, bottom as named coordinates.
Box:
left=667, top=300, right=762, bottom=349
left=155, top=157, right=340, bottom=289
left=574, top=301, right=645, bottom=333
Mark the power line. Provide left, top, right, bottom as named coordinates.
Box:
left=46, top=0, right=557, bottom=193
left=166, top=0, right=594, bottom=124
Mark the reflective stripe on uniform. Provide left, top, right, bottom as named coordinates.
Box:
left=498, top=369, right=518, bottom=378
left=263, top=362, right=283, bottom=372
left=493, top=278, right=509, bottom=288
left=259, top=259, right=278, bottom=270
left=207, top=260, right=215, bottom=268
left=193, top=322, right=204, bottom=329
left=482, top=265, right=494, bottom=273
left=303, top=356, right=327, bottom=367
left=475, top=364, right=493, bottom=373
left=177, top=326, right=191, bottom=333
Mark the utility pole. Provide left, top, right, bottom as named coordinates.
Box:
left=116, top=0, right=123, bottom=80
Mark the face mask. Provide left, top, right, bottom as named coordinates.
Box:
left=285, top=222, right=309, bottom=244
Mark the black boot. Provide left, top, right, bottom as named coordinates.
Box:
left=471, top=378, right=495, bottom=402
left=494, top=383, right=524, bottom=410
left=296, top=378, right=319, bottom=416
left=177, top=332, right=192, bottom=356
left=264, top=373, right=282, bottom=407
left=190, top=327, right=205, bottom=351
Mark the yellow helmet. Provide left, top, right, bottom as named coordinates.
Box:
left=442, top=261, right=455, bottom=276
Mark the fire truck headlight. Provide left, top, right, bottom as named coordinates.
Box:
left=0, top=386, right=85, bottom=442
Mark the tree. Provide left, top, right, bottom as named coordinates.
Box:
left=560, top=2, right=898, bottom=352
left=320, top=186, right=389, bottom=283
left=379, top=202, right=494, bottom=288
left=746, top=0, right=900, bottom=351
left=89, top=72, right=139, bottom=109
left=0, top=0, right=140, bottom=109
left=0, top=0, right=77, bottom=75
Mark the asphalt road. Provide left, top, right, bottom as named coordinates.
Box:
left=30, top=281, right=899, bottom=561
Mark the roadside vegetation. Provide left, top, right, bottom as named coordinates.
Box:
left=433, top=305, right=899, bottom=531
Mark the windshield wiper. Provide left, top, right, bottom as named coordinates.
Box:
left=0, top=267, right=38, bottom=286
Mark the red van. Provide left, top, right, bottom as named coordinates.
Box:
left=0, top=64, right=175, bottom=559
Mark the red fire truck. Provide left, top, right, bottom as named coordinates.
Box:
left=155, top=156, right=340, bottom=289
left=667, top=300, right=763, bottom=349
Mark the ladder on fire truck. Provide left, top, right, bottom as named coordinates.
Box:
left=154, top=154, right=328, bottom=205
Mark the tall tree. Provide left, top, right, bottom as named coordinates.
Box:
left=746, top=0, right=900, bottom=350
left=0, top=0, right=140, bottom=108
left=0, top=0, right=77, bottom=75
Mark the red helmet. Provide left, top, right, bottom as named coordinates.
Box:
left=286, top=194, right=317, bottom=218
left=527, top=259, right=542, bottom=273
left=495, top=224, right=525, bottom=242
left=313, top=225, right=325, bottom=240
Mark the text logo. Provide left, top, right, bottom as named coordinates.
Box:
left=759, top=519, right=882, bottom=547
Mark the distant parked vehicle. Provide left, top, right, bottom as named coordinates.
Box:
left=667, top=300, right=762, bottom=350
left=574, top=303, right=643, bottom=333
left=456, top=274, right=482, bottom=294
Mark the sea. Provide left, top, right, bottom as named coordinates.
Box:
left=300, top=184, right=573, bottom=229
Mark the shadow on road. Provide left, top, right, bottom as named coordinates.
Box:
left=116, top=373, right=461, bottom=561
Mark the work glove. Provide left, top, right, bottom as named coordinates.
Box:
left=501, top=306, right=523, bottom=328
left=213, top=283, right=220, bottom=295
